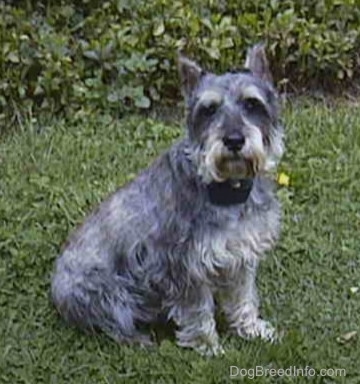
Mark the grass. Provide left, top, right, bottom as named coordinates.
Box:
left=0, top=102, right=359, bottom=384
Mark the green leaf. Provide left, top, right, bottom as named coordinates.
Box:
left=220, top=38, right=234, bottom=49
left=153, top=21, right=165, bottom=37
left=149, top=87, right=160, bottom=101
left=7, top=52, right=20, bottom=63
left=203, top=46, right=220, bottom=60
left=34, top=85, right=44, bottom=96
left=135, top=96, right=151, bottom=109
left=83, top=50, right=99, bottom=61
left=201, top=18, right=213, bottom=31
left=107, top=92, right=119, bottom=103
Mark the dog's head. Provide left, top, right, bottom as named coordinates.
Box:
left=179, top=45, right=284, bottom=183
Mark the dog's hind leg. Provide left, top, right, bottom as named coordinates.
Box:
left=51, top=262, right=152, bottom=346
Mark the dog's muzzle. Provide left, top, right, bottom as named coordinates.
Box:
left=222, top=133, right=246, bottom=153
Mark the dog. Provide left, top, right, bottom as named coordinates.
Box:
left=51, top=44, right=284, bottom=356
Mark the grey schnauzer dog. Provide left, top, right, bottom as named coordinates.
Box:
left=51, top=44, right=284, bottom=356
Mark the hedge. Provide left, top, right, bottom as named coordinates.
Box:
left=1, top=0, right=360, bottom=124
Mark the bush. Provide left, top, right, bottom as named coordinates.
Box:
left=1, top=0, right=360, bottom=124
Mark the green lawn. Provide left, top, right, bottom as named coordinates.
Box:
left=0, top=102, right=359, bottom=383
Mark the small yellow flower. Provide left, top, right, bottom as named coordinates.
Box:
left=277, top=172, right=290, bottom=186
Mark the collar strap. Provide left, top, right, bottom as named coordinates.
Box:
left=207, top=178, right=253, bottom=206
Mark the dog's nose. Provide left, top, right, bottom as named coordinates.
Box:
left=223, top=133, right=245, bottom=152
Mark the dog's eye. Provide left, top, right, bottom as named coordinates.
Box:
left=201, top=102, right=218, bottom=117
left=243, top=98, right=267, bottom=116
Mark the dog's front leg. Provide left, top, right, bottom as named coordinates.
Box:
left=169, top=285, right=224, bottom=356
left=222, top=261, right=277, bottom=342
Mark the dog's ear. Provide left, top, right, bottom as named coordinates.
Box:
left=178, top=54, right=203, bottom=99
left=245, top=44, right=273, bottom=84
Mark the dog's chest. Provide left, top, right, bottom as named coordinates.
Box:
left=197, top=204, right=280, bottom=274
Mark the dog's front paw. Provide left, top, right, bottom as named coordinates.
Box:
left=195, top=342, right=225, bottom=357
left=236, top=319, right=279, bottom=343
left=177, top=333, right=225, bottom=356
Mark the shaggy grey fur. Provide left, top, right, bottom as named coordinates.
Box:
left=51, top=44, right=284, bottom=355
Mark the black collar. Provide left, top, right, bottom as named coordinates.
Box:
left=207, top=178, right=253, bottom=206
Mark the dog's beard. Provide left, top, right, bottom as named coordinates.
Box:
left=197, top=127, right=267, bottom=183
left=214, top=153, right=253, bottom=180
